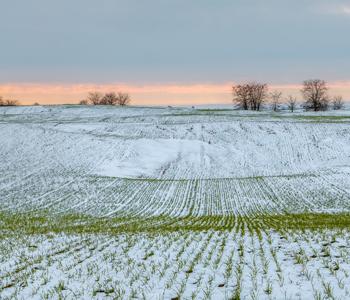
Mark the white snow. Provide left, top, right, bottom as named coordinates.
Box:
left=1, top=105, right=350, bottom=299
left=97, top=138, right=225, bottom=178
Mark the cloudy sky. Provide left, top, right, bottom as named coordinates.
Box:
left=1, top=0, right=349, bottom=104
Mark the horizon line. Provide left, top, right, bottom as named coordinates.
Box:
left=1, top=81, right=350, bottom=105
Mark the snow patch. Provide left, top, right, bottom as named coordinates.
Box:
left=97, top=138, right=223, bottom=178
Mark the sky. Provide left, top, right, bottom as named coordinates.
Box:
left=0, top=0, right=350, bottom=105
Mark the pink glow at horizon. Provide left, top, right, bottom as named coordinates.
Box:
left=1, top=81, right=350, bottom=105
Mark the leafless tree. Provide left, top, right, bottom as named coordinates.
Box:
left=86, top=92, right=103, bottom=105
left=301, top=79, right=329, bottom=111
left=116, top=92, right=131, bottom=106
left=33, top=102, right=40, bottom=106
left=232, top=84, right=250, bottom=110
left=7, top=99, right=19, bottom=106
left=79, top=100, right=88, bottom=105
left=0, top=98, right=19, bottom=106
left=85, top=91, right=130, bottom=105
left=249, top=82, right=268, bottom=111
left=232, top=82, right=268, bottom=111
left=287, top=95, right=297, bottom=112
left=270, top=91, right=282, bottom=112
left=0, top=95, right=21, bottom=106
left=332, top=96, right=344, bottom=110
left=101, top=92, right=118, bottom=105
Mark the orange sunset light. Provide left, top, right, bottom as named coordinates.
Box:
left=1, top=82, right=349, bottom=105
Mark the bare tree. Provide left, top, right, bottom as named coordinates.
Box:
left=86, top=92, right=103, bottom=105
left=270, top=91, right=282, bottom=112
left=101, top=92, right=118, bottom=105
left=8, top=99, right=19, bottom=106
left=287, top=95, right=297, bottom=112
left=116, top=92, right=131, bottom=106
left=249, top=82, right=268, bottom=111
left=232, top=84, right=250, bottom=110
left=232, top=82, right=268, bottom=111
left=0, top=99, right=19, bottom=106
left=332, top=96, right=344, bottom=110
left=85, top=91, right=130, bottom=105
left=79, top=100, right=88, bottom=105
left=301, top=79, right=329, bottom=111
left=33, top=102, right=40, bottom=106
left=0, top=96, right=20, bottom=106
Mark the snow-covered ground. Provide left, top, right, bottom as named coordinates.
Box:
left=1, top=105, right=350, bottom=299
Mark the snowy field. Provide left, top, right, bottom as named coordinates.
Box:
left=1, top=105, right=350, bottom=299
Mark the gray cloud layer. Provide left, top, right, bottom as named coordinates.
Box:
left=1, top=0, right=349, bottom=83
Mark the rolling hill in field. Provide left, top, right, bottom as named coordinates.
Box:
left=1, top=105, right=350, bottom=299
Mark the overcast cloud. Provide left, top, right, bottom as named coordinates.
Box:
left=0, top=0, right=349, bottom=84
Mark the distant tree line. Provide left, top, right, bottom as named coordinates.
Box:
left=80, top=92, right=131, bottom=106
left=0, top=96, right=19, bottom=106
left=232, top=79, right=344, bottom=112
